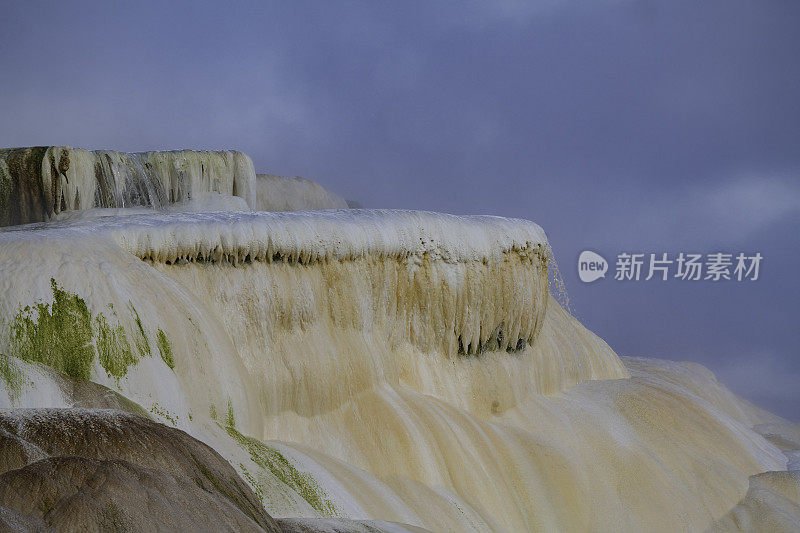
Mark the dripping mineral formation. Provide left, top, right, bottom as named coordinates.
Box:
left=0, top=147, right=797, bottom=532
left=0, top=147, right=348, bottom=226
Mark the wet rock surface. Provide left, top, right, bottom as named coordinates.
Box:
left=0, top=408, right=280, bottom=532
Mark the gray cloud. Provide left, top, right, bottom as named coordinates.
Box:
left=579, top=174, right=800, bottom=249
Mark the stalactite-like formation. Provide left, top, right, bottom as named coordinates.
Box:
left=0, top=147, right=256, bottom=225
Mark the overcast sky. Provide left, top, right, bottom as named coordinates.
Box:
left=1, top=1, right=798, bottom=420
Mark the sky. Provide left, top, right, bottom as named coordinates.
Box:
left=1, top=0, right=798, bottom=420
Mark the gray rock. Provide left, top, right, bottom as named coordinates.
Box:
left=0, top=408, right=280, bottom=532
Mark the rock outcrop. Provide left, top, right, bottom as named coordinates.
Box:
left=0, top=409, right=280, bottom=532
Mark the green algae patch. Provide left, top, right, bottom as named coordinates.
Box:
left=238, top=464, right=265, bottom=500
left=0, top=352, right=24, bottom=399
left=225, top=425, right=337, bottom=517
left=95, top=310, right=136, bottom=383
left=130, top=304, right=151, bottom=358
left=10, top=278, right=95, bottom=380
left=225, top=398, right=236, bottom=429
left=5, top=279, right=154, bottom=382
left=156, top=328, right=174, bottom=369
left=149, top=401, right=178, bottom=426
